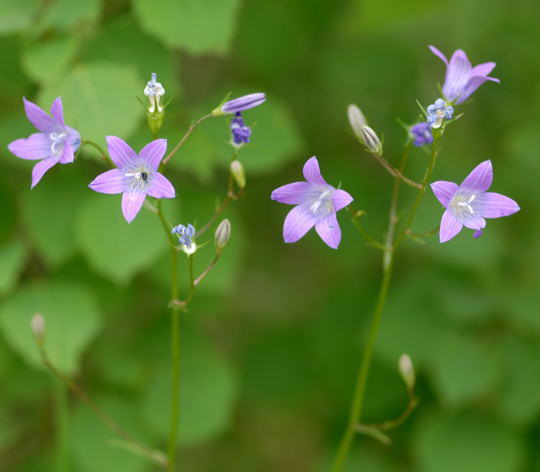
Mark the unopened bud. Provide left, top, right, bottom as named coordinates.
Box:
left=144, top=73, right=166, bottom=135
left=347, top=104, right=367, bottom=138
left=31, top=313, right=45, bottom=346
left=398, top=354, right=415, bottom=390
left=230, top=160, right=246, bottom=189
left=215, top=219, right=231, bottom=251
left=361, top=126, right=383, bottom=155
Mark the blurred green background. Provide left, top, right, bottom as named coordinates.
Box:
left=0, top=0, right=538, bottom=470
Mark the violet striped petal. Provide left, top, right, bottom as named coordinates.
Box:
left=439, top=209, right=463, bottom=243
left=147, top=172, right=175, bottom=198
left=471, top=62, right=497, bottom=77
left=271, top=182, right=315, bottom=205
left=8, top=133, right=51, bottom=160
left=23, top=98, right=58, bottom=132
left=89, top=169, right=125, bottom=194
left=140, top=139, right=167, bottom=170
left=443, top=50, right=472, bottom=102
left=315, top=213, right=341, bottom=249
left=460, top=160, right=493, bottom=192
left=458, top=75, right=499, bottom=104
left=50, top=97, right=65, bottom=126
left=302, top=156, right=327, bottom=186
left=473, top=192, right=520, bottom=218
left=122, top=192, right=146, bottom=223
left=457, top=211, right=486, bottom=230
left=332, top=189, right=353, bottom=212
left=31, top=157, right=59, bottom=189
left=106, top=136, right=138, bottom=168
left=431, top=181, right=458, bottom=207
left=429, top=45, right=449, bottom=65
left=59, top=141, right=74, bottom=164
left=283, top=204, right=318, bottom=243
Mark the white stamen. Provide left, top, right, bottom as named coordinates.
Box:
left=310, top=189, right=332, bottom=214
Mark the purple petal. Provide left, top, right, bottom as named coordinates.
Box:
left=50, top=97, right=65, bottom=126
left=122, top=192, right=146, bottom=223
left=31, top=157, right=59, bottom=189
left=473, top=192, right=520, bottom=218
left=332, top=189, right=353, bottom=212
left=302, top=156, right=327, bottom=186
left=147, top=172, right=175, bottom=198
left=315, top=213, right=341, bottom=249
left=460, top=160, right=493, bottom=192
left=429, top=45, right=449, bottom=65
left=222, top=93, right=266, bottom=113
left=140, top=139, right=167, bottom=169
left=457, top=75, right=499, bottom=104
left=430, top=181, right=458, bottom=207
left=106, top=136, right=137, bottom=169
left=59, top=141, right=74, bottom=164
left=471, top=62, right=496, bottom=77
left=282, top=204, right=318, bottom=243
left=439, top=209, right=463, bottom=243
left=457, top=211, right=486, bottom=230
left=23, top=97, right=58, bottom=132
left=8, top=133, right=51, bottom=160
left=89, top=169, right=125, bottom=194
left=271, top=182, right=316, bottom=205
left=443, top=50, right=472, bottom=102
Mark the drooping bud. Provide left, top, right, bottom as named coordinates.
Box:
left=230, top=160, right=246, bottom=189
left=361, top=126, right=383, bottom=155
left=144, top=73, right=165, bottom=135
left=347, top=104, right=367, bottom=138
left=213, top=92, right=266, bottom=116
left=215, top=219, right=231, bottom=252
left=31, top=313, right=45, bottom=346
left=398, top=354, right=415, bottom=390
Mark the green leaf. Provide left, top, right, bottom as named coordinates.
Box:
left=142, top=335, right=238, bottom=445
left=40, top=0, right=102, bottom=31
left=0, top=282, right=101, bottom=375
left=0, top=240, right=26, bottom=295
left=20, top=166, right=89, bottom=267
left=0, top=0, right=40, bottom=35
left=21, top=36, right=78, bottom=85
left=134, top=0, right=241, bottom=55
left=416, top=411, right=523, bottom=472
left=75, top=194, right=171, bottom=284
left=38, top=62, right=144, bottom=145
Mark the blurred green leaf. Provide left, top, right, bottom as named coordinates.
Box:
left=21, top=35, right=78, bottom=85
left=75, top=194, right=170, bottom=284
left=415, top=411, right=523, bottom=472
left=142, top=334, right=238, bottom=445
left=0, top=0, right=40, bottom=35
left=0, top=239, right=26, bottom=295
left=38, top=62, right=144, bottom=145
left=0, top=282, right=101, bottom=375
left=134, top=0, right=240, bottom=55
left=40, top=0, right=102, bottom=32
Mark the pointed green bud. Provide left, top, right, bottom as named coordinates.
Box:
left=398, top=354, right=415, bottom=390
left=215, top=219, right=231, bottom=252
left=230, top=160, right=246, bottom=189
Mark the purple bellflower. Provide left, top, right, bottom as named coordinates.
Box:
left=89, top=137, right=175, bottom=223
left=221, top=93, right=266, bottom=114
left=426, top=98, right=454, bottom=129
left=429, top=45, right=500, bottom=104
left=8, top=97, right=81, bottom=188
left=230, top=112, right=251, bottom=146
left=431, top=160, right=520, bottom=243
left=271, top=156, right=353, bottom=249
left=410, top=122, right=433, bottom=146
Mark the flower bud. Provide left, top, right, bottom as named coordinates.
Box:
left=214, top=93, right=266, bottom=116
left=398, top=354, right=415, bottom=390
left=215, top=219, right=231, bottom=251
left=31, top=313, right=45, bottom=346
left=361, top=126, right=383, bottom=155
left=144, top=73, right=165, bottom=135
left=347, top=104, right=367, bottom=138
left=230, top=160, right=246, bottom=189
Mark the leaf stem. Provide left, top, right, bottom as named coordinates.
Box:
left=162, top=114, right=213, bottom=166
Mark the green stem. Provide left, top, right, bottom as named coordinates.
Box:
left=331, top=145, right=410, bottom=472
left=162, top=114, right=213, bottom=166
left=82, top=140, right=114, bottom=167
left=157, top=201, right=181, bottom=472
left=53, top=377, right=69, bottom=472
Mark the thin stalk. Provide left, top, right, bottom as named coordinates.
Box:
left=82, top=140, right=114, bottom=167
left=331, top=145, right=410, bottom=472
left=156, top=201, right=182, bottom=472
left=162, top=114, right=213, bottom=166
left=53, top=377, right=69, bottom=472
left=372, top=153, right=422, bottom=190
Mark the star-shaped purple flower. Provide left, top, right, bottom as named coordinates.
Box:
left=271, top=156, right=353, bottom=249
left=431, top=160, right=520, bottom=243
left=429, top=46, right=500, bottom=104
left=7, top=97, right=81, bottom=188
left=89, top=137, right=175, bottom=223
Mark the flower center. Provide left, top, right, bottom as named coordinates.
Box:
left=49, top=132, right=67, bottom=156
left=310, top=189, right=333, bottom=215
left=124, top=164, right=154, bottom=192
left=450, top=193, right=476, bottom=216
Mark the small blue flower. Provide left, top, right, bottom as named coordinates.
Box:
left=426, top=98, right=454, bottom=129
left=172, top=224, right=196, bottom=246
left=230, top=112, right=251, bottom=147
left=410, top=122, right=434, bottom=147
